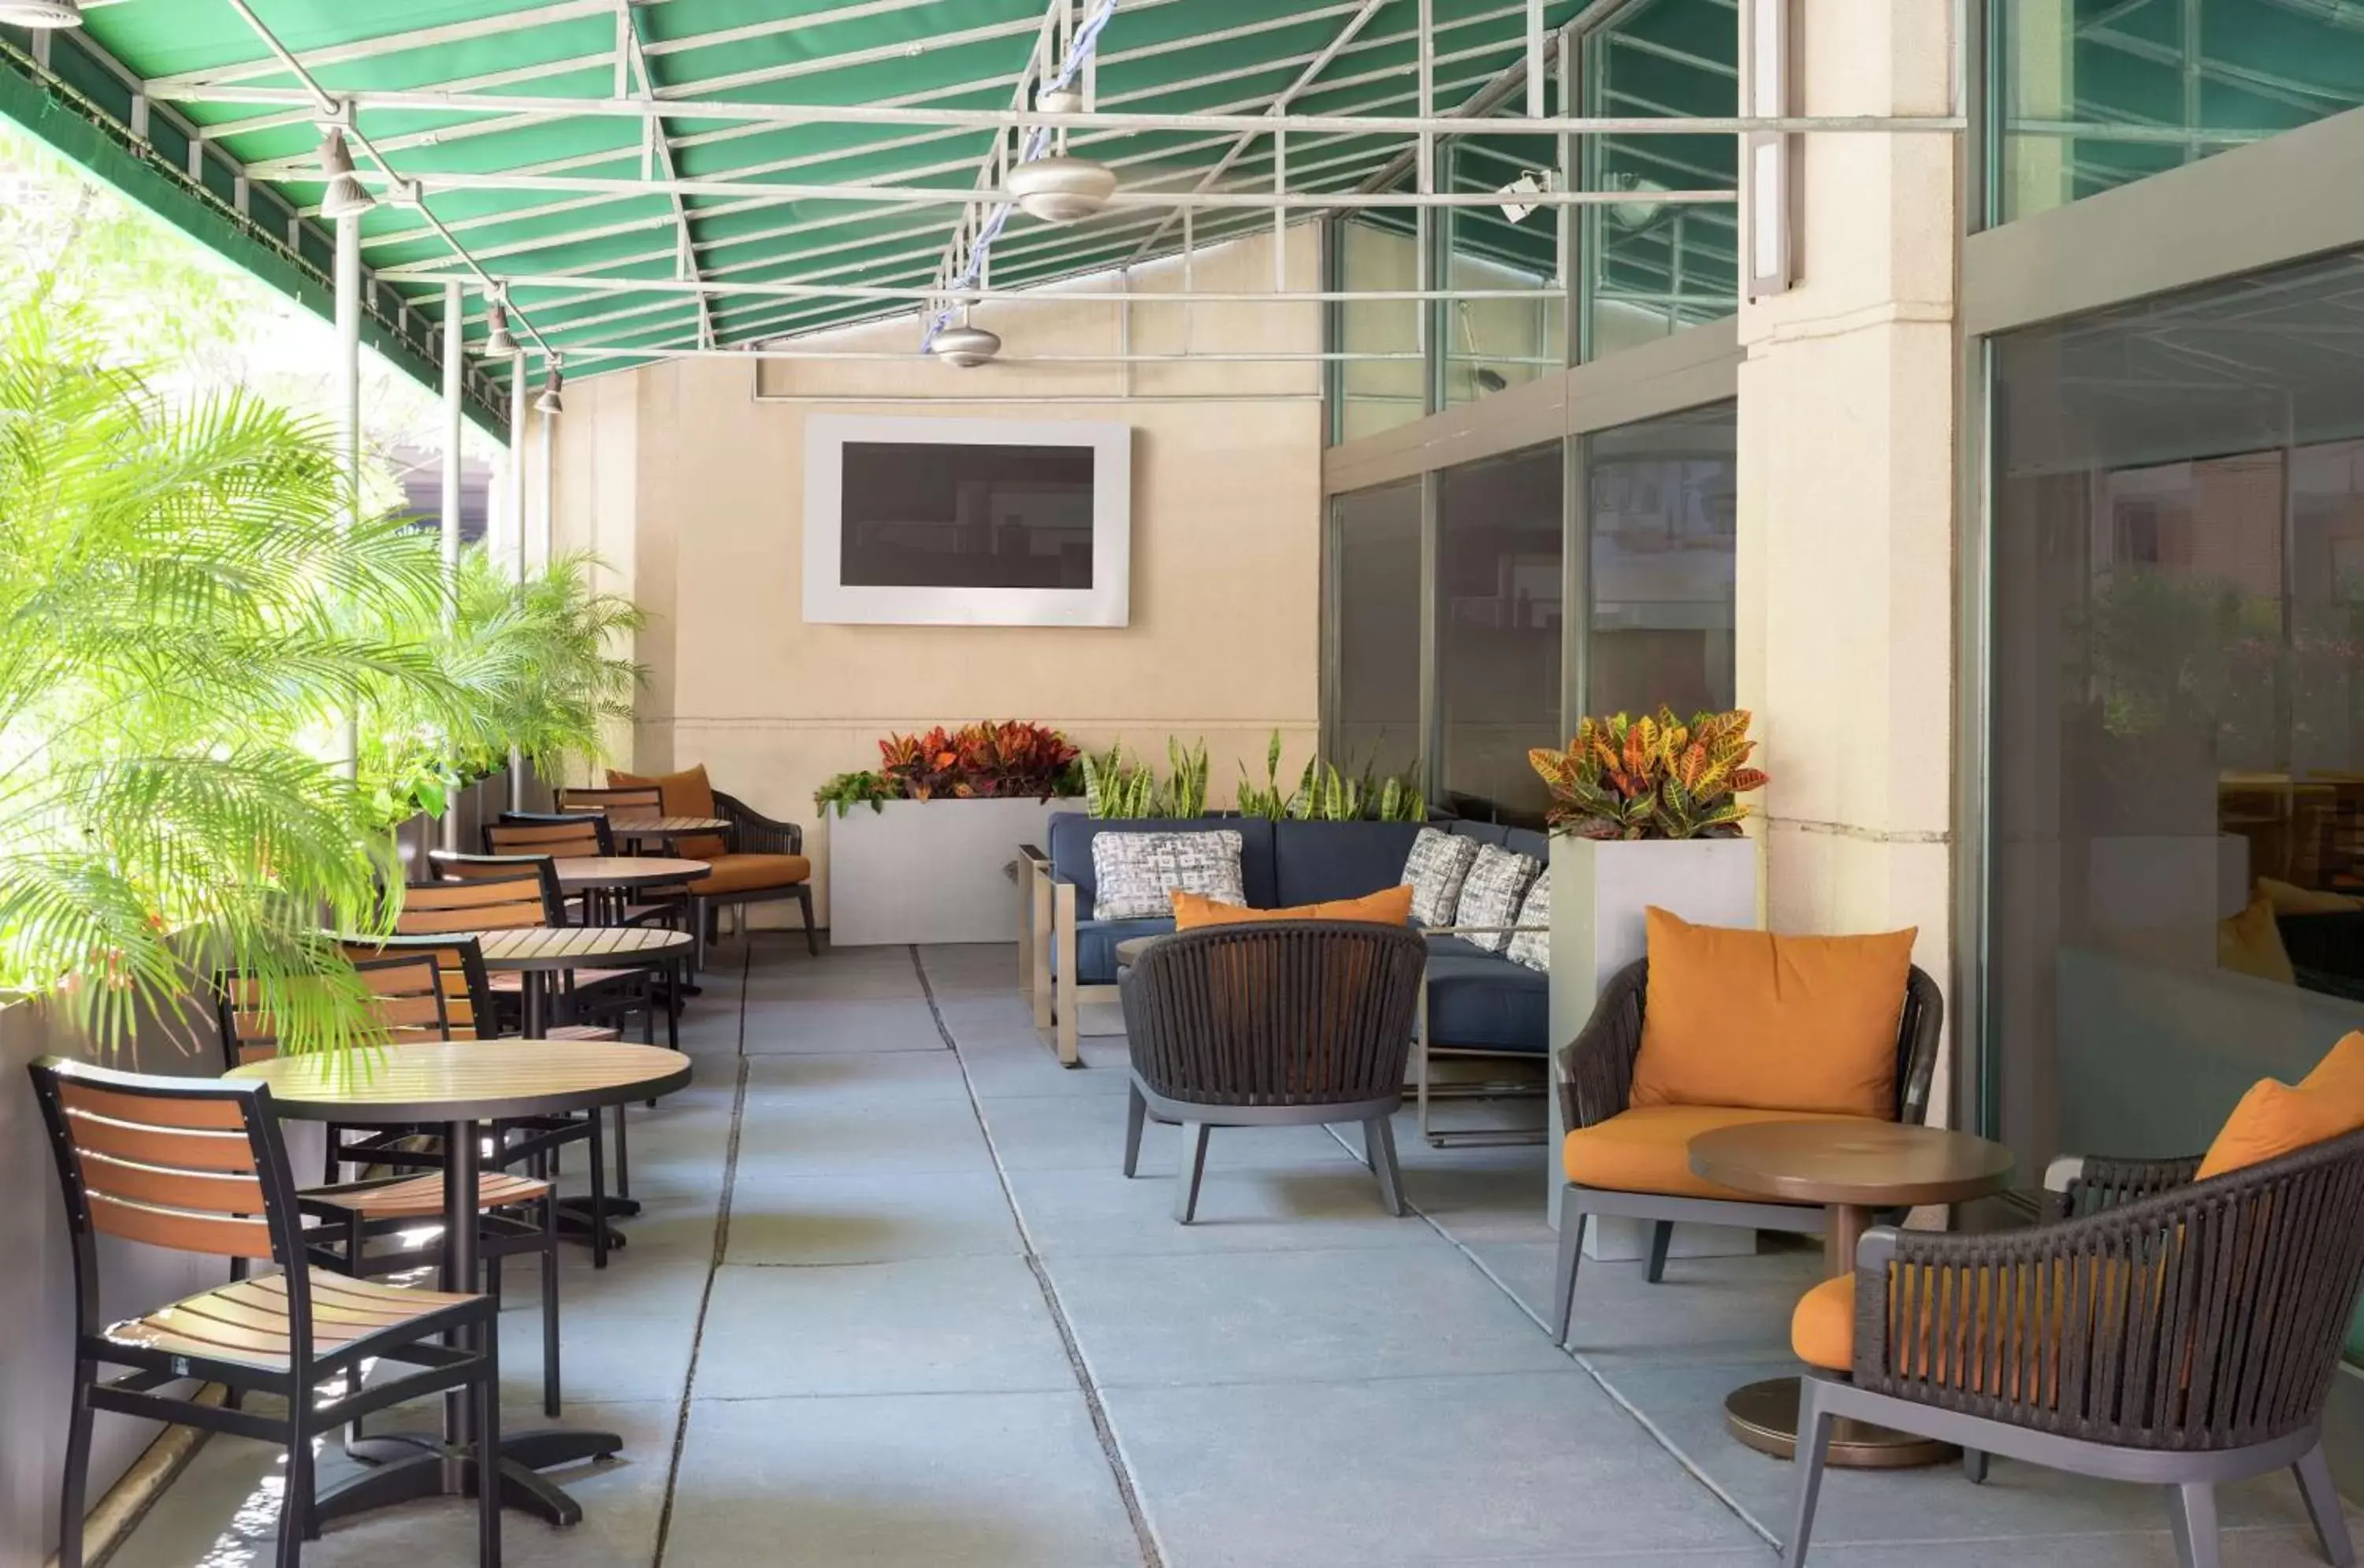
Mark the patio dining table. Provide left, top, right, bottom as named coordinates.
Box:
left=601, top=813, right=730, bottom=852
left=228, top=1040, right=692, bottom=1529
left=551, top=854, right=708, bottom=926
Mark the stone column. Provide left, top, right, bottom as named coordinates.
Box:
left=1734, top=1, right=1961, bottom=1115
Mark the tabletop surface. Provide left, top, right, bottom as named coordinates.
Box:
left=605, top=814, right=730, bottom=834
left=1688, top=1119, right=2015, bottom=1207
left=472, top=925, right=693, bottom=968
left=552, top=856, right=707, bottom=888
left=228, top=1039, right=693, bottom=1122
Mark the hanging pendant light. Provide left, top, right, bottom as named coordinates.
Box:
left=928, top=303, right=1000, bottom=369
left=1008, top=82, right=1116, bottom=224
left=482, top=292, right=519, bottom=358
left=317, top=126, right=375, bottom=219
left=0, top=0, right=82, bottom=26
left=533, top=356, right=564, bottom=416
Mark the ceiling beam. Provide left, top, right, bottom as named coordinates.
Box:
left=613, top=0, right=710, bottom=348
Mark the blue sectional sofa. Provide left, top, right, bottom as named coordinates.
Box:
left=1019, top=815, right=1552, bottom=1115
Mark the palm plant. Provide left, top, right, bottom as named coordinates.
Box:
left=0, top=307, right=481, bottom=1057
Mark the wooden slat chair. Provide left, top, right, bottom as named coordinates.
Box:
left=481, top=816, right=609, bottom=923
left=30, top=1057, right=503, bottom=1568
left=212, top=956, right=566, bottom=1415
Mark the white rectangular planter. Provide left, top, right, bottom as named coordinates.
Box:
left=1546, top=834, right=1760, bottom=1254
left=828, top=797, right=1079, bottom=946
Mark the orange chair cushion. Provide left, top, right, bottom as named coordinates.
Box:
left=1630, top=908, right=1918, bottom=1120
left=1169, top=885, right=1415, bottom=931
left=609, top=763, right=727, bottom=859
left=1792, top=1273, right=1856, bottom=1372
left=690, top=852, right=812, bottom=896
left=1561, top=1104, right=1879, bottom=1202
left=2216, top=893, right=2296, bottom=986
left=1793, top=1265, right=2105, bottom=1406
left=2195, top=1033, right=2364, bottom=1180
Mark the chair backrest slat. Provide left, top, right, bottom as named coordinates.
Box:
left=486, top=812, right=608, bottom=859
left=405, top=860, right=558, bottom=932
left=339, top=936, right=490, bottom=1039
left=556, top=786, right=663, bottom=816
left=45, top=1074, right=277, bottom=1261
left=213, top=955, right=449, bottom=1065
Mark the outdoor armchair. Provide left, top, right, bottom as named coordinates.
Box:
left=1782, top=1131, right=2364, bottom=1568
left=607, top=766, right=817, bottom=964
left=1118, top=920, right=1428, bottom=1222
left=1550, top=957, right=1945, bottom=1345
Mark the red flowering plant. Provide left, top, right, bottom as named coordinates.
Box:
left=874, top=721, right=1081, bottom=801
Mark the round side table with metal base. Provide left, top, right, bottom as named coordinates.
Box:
left=1688, top=1119, right=2015, bottom=1470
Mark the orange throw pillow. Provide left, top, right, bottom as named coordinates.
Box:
left=2196, top=1033, right=2364, bottom=1180
left=608, top=764, right=725, bottom=859
left=1170, top=885, right=1415, bottom=930
left=1629, top=908, right=1917, bottom=1120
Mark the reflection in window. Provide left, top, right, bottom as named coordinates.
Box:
left=1439, top=442, right=1563, bottom=817
left=1336, top=215, right=1423, bottom=442
left=1443, top=136, right=1562, bottom=407
left=1332, top=481, right=1424, bottom=781
left=1997, top=0, right=2364, bottom=224
left=1583, top=0, right=1737, bottom=354
left=1586, top=402, right=1737, bottom=718
left=1988, top=250, right=2364, bottom=1358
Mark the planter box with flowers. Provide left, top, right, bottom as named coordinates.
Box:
left=820, top=722, right=1084, bottom=947
left=1530, top=710, right=1764, bottom=1243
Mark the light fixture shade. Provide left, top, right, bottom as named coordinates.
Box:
left=482, top=303, right=518, bottom=357
left=1608, top=173, right=1670, bottom=233
left=1005, top=154, right=1117, bottom=224
left=928, top=325, right=1001, bottom=369
left=0, top=0, right=82, bottom=26
left=533, top=365, right=564, bottom=415
left=316, top=128, right=374, bottom=219
left=1035, top=85, right=1084, bottom=117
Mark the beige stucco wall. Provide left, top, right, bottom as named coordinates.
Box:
left=1734, top=0, right=1961, bottom=1115
left=540, top=229, right=1327, bottom=923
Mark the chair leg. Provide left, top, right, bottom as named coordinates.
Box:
left=279, top=1392, right=311, bottom=1568
left=586, top=1109, right=611, bottom=1269
left=2295, top=1443, right=2354, bottom=1568
left=542, top=1196, right=563, bottom=1419
left=2166, top=1482, right=2222, bottom=1568
left=477, top=1313, right=504, bottom=1568
left=1173, top=1122, right=1210, bottom=1224
left=797, top=885, right=820, bottom=957
left=1962, top=1447, right=1989, bottom=1485
left=58, top=1359, right=95, bottom=1568
left=691, top=897, right=708, bottom=972
left=1122, top=1084, right=1147, bottom=1178
left=1782, top=1376, right=1836, bottom=1567
left=1550, top=1195, right=1584, bottom=1347
left=1645, top=1220, right=1673, bottom=1284
left=612, top=1103, right=632, bottom=1201
left=1366, top=1115, right=1406, bottom=1217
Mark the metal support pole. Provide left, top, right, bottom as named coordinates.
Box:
left=440, top=281, right=464, bottom=853
left=1415, top=0, right=1433, bottom=373
left=333, top=210, right=362, bottom=781
left=1526, top=0, right=1547, bottom=117
left=507, top=351, right=528, bottom=814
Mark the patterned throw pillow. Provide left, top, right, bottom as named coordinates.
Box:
left=1091, top=830, right=1246, bottom=921
left=1399, top=827, right=1481, bottom=927
left=1507, top=869, right=1552, bottom=972
left=1453, top=844, right=1541, bottom=952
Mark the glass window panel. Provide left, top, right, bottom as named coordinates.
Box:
left=1584, top=0, right=1738, bottom=355
left=1439, top=442, right=1564, bottom=817
left=1443, top=136, right=1563, bottom=408
left=1988, top=249, right=2364, bottom=1362
left=1336, top=215, right=1424, bottom=442
left=1585, top=401, right=1738, bottom=717
left=1998, top=0, right=2364, bottom=224
left=1332, top=481, right=1425, bottom=780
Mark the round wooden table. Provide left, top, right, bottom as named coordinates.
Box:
left=1689, top=1119, right=2015, bottom=1470
left=550, top=856, right=706, bottom=926
left=473, top=924, right=693, bottom=1036
left=602, top=814, right=730, bottom=851
left=229, top=1041, right=693, bottom=1528
left=1113, top=934, right=1164, bottom=970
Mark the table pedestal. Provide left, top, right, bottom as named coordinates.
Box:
left=326, top=1117, right=625, bottom=1525
left=1719, top=1202, right=1956, bottom=1470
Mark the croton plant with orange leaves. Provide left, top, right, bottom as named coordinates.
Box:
left=1528, top=708, right=1768, bottom=841
left=877, top=720, right=1081, bottom=801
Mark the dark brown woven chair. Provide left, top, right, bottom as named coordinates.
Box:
left=30, top=1057, right=503, bottom=1568
left=1551, top=957, right=1944, bottom=1345
left=1117, top=921, right=1429, bottom=1223
left=1784, top=1131, right=2364, bottom=1568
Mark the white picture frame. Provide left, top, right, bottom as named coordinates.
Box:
left=802, top=412, right=1132, bottom=627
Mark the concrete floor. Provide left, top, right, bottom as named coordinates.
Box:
left=113, top=940, right=2359, bottom=1567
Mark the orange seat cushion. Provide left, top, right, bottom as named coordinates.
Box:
left=1630, top=908, right=1918, bottom=1120
left=690, top=852, right=812, bottom=896
left=2195, top=1032, right=2364, bottom=1180
left=1562, top=1104, right=1879, bottom=1202
left=1793, top=1273, right=1855, bottom=1371
left=609, top=764, right=727, bottom=859
left=1793, top=1265, right=2112, bottom=1406
left=1170, top=885, right=1414, bottom=930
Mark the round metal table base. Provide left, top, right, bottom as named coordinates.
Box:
left=1724, top=1377, right=1955, bottom=1469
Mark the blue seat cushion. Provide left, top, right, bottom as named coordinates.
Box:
left=1269, top=820, right=1424, bottom=907
left=1422, top=935, right=1550, bottom=1053
left=1071, top=918, right=1175, bottom=984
